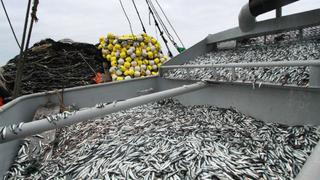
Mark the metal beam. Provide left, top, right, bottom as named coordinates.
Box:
left=161, top=60, right=320, bottom=69
left=207, top=9, right=320, bottom=44
left=0, top=82, right=207, bottom=143
left=162, top=38, right=210, bottom=66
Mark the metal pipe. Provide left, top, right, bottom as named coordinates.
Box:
left=0, top=82, right=207, bottom=143
left=239, top=0, right=299, bottom=32
left=161, top=60, right=320, bottom=69
left=249, top=0, right=298, bottom=17
left=239, top=3, right=256, bottom=32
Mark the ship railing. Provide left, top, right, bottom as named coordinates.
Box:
left=160, top=59, right=320, bottom=87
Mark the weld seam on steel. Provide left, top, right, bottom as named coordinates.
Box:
left=161, top=60, right=320, bottom=69
left=0, top=82, right=207, bottom=143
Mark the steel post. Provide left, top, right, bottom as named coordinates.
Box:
left=231, top=67, right=236, bottom=81
left=211, top=68, right=217, bottom=78
left=186, top=68, right=191, bottom=79
left=299, top=29, right=303, bottom=40
left=310, top=66, right=320, bottom=87
left=276, top=7, right=282, bottom=18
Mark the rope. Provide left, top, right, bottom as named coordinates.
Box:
left=119, top=0, right=134, bottom=35
left=30, top=0, right=39, bottom=22
left=78, top=52, right=96, bottom=74
left=155, top=22, right=159, bottom=40
left=13, top=0, right=32, bottom=98
left=145, top=0, right=173, bottom=57
left=148, top=0, right=172, bottom=40
left=25, top=0, right=39, bottom=50
left=0, top=0, right=21, bottom=49
left=154, top=0, right=185, bottom=48
left=147, top=0, right=178, bottom=49
left=148, top=0, right=172, bottom=39
left=131, top=0, right=146, bottom=33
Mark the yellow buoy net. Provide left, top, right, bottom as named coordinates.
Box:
left=98, top=33, right=169, bottom=81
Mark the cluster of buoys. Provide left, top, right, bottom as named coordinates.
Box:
left=98, top=33, right=169, bottom=81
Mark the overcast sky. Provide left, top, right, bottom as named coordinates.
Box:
left=0, top=0, right=319, bottom=65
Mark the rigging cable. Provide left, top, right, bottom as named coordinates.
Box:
left=147, top=0, right=179, bottom=50
left=154, top=0, right=185, bottom=48
left=13, top=0, right=32, bottom=98
left=145, top=0, right=173, bottom=57
left=0, top=0, right=21, bottom=49
left=154, top=22, right=159, bottom=40
left=25, top=0, right=39, bottom=50
left=119, top=0, right=134, bottom=35
left=131, top=0, right=146, bottom=33
left=148, top=0, right=173, bottom=41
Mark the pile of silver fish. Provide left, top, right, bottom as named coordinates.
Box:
left=5, top=99, right=320, bottom=179
left=164, top=35, right=320, bottom=86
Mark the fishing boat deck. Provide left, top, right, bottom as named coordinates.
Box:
left=1, top=9, right=320, bottom=180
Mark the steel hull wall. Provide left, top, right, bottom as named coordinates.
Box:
left=0, top=77, right=159, bottom=177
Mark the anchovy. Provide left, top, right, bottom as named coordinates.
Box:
left=6, top=98, right=320, bottom=179
left=1, top=126, right=7, bottom=140
left=164, top=36, right=320, bottom=86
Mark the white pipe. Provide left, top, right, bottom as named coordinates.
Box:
left=0, top=82, right=207, bottom=143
